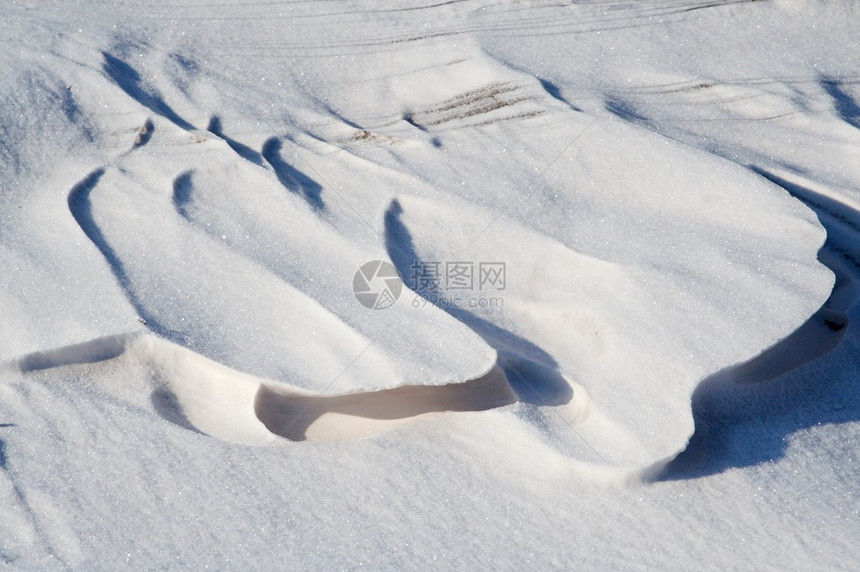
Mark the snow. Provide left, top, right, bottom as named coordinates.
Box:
left=1, top=0, right=858, bottom=568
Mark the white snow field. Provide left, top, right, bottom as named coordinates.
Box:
left=1, top=0, right=858, bottom=568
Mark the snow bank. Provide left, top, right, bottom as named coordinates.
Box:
left=1, top=0, right=857, bottom=568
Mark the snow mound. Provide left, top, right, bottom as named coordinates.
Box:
left=4, top=332, right=516, bottom=445
left=2, top=1, right=859, bottom=567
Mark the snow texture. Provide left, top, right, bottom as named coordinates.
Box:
left=0, top=0, right=858, bottom=568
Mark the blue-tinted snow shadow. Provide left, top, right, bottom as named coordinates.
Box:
left=261, top=137, right=325, bottom=211
left=0, top=424, right=15, bottom=471
left=821, top=77, right=860, bottom=130
left=538, top=77, right=583, bottom=112
left=653, top=167, right=860, bottom=481
left=58, top=83, right=96, bottom=143
left=402, top=112, right=443, bottom=148
left=67, top=169, right=185, bottom=343
left=653, top=347, right=860, bottom=480
left=102, top=52, right=195, bottom=132
left=604, top=96, right=651, bottom=125
left=0, top=425, right=16, bottom=470
left=207, top=116, right=265, bottom=166
left=383, top=199, right=571, bottom=406
left=172, top=170, right=194, bottom=220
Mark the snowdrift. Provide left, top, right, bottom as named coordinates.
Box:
left=1, top=0, right=858, bottom=568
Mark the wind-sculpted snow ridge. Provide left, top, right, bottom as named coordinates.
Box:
left=56, top=90, right=496, bottom=393
left=2, top=332, right=516, bottom=445
left=0, top=0, right=849, bottom=511
left=649, top=168, right=860, bottom=481
left=3, top=0, right=860, bottom=568
left=1, top=6, right=833, bottom=473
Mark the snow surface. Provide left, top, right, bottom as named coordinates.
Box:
left=0, top=0, right=858, bottom=568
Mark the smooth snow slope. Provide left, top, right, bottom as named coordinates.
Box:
left=0, top=0, right=858, bottom=568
